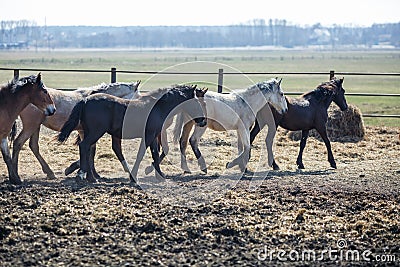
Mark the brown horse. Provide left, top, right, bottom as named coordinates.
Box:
left=0, top=73, right=56, bottom=184
left=250, top=77, right=348, bottom=170
left=11, top=81, right=140, bottom=180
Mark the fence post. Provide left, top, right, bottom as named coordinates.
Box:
left=217, top=68, right=224, bottom=93
left=13, top=69, right=19, bottom=80
left=330, top=70, right=335, bottom=80
left=111, top=67, right=117, bottom=83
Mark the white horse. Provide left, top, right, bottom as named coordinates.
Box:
left=12, top=81, right=141, bottom=180
left=172, top=78, right=287, bottom=174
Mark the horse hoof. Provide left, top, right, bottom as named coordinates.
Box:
left=145, top=165, right=154, bottom=175
left=76, top=170, right=86, bottom=180
left=183, top=170, right=191, bottom=174
left=273, top=164, right=280, bottom=171
left=9, top=176, right=22, bottom=185
left=129, top=176, right=137, bottom=184
left=297, top=165, right=305, bottom=169
left=65, top=166, right=76, bottom=176
left=330, top=162, right=337, bottom=169
left=201, top=168, right=207, bottom=174
left=129, top=179, right=141, bottom=189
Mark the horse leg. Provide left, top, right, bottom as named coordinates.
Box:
left=250, top=120, right=261, bottom=145
left=189, top=125, right=207, bottom=173
left=160, top=117, right=172, bottom=162
left=179, top=121, right=194, bottom=173
left=1, top=138, right=21, bottom=184
left=65, top=130, right=84, bottom=176
left=78, top=133, right=103, bottom=183
left=145, top=130, right=169, bottom=175
left=316, top=126, right=336, bottom=169
left=236, top=130, right=253, bottom=174
left=248, top=120, right=260, bottom=161
left=227, top=127, right=250, bottom=172
left=28, top=128, right=56, bottom=179
left=149, top=139, right=165, bottom=181
left=159, top=128, right=169, bottom=162
left=265, top=123, right=280, bottom=170
left=89, top=144, right=101, bottom=179
left=65, top=160, right=80, bottom=176
left=111, top=136, right=132, bottom=176
left=296, top=130, right=309, bottom=169
left=11, top=127, right=34, bottom=181
left=130, top=138, right=146, bottom=184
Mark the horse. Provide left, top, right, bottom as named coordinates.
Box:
left=11, top=81, right=141, bottom=180
left=173, top=78, right=288, bottom=174
left=249, top=77, right=348, bottom=170
left=62, top=86, right=208, bottom=180
left=57, top=85, right=207, bottom=183
left=0, top=73, right=56, bottom=184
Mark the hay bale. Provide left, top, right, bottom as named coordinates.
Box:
left=288, top=104, right=365, bottom=142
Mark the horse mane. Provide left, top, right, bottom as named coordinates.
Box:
left=145, top=84, right=195, bottom=102
left=0, top=75, right=39, bottom=96
left=75, top=83, right=108, bottom=95
left=302, top=79, right=338, bottom=101
left=255, top=78, right=277, bottom=92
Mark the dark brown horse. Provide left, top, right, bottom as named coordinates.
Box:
left=250, top=77, right=348, bottom=170
left=58, top=85, right=207, bottom=183
left=0, top=73, right=56, bottom=184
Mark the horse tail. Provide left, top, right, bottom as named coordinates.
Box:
left=58, top=100, right=85, bottom=143
left=74, top=135, right=81, bottom=146
left=9, top=121, right=17, bottom=143
left=172, top=113, right=184, bottom=143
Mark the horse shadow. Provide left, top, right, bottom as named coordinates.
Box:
left=0, top=168, right=335, bottom=192
left=166, top=168, right=335, bottom=182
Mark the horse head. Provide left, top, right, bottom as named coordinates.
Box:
left=262, top=78, right=288, bottom=114
left=332, top=77, right=348, bottom=111
left=194, top=87, right=208, bottom=127
left=14, top=73, right=56, bottom=116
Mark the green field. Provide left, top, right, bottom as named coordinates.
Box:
left=1, top=49, right=399, bottom=126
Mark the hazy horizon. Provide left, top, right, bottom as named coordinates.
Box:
left=2, top=0, right=399, bottom=27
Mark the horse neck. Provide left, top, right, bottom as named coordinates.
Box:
left=236, top=86, right=270, bottom=113
left=308, top=89, right=334, bottom=110
left=3, top=88, right=32, bottom=120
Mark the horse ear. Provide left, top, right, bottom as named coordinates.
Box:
left=12, top=74, right=19, bottom=83
left=340, top=77, right=344, bottom=84
left=36, top=72, right=42, bottom=84
left=278, top=78, right=282, bottom=86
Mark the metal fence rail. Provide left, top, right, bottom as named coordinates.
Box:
left=1, top=67, right=399, bottom=119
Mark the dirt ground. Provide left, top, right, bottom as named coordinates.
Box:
left=0, top=124, right=399, bottom=266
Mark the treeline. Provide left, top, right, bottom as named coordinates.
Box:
left=1, top=19, right=400, bottom=49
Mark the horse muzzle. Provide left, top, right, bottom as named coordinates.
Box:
left=45, top=105, right=56, bottom=116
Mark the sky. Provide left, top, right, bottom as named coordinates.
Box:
left=2, top=0, right=399, bottom=27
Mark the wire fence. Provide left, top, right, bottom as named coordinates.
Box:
left=1, top=67, right=399, bottom=119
